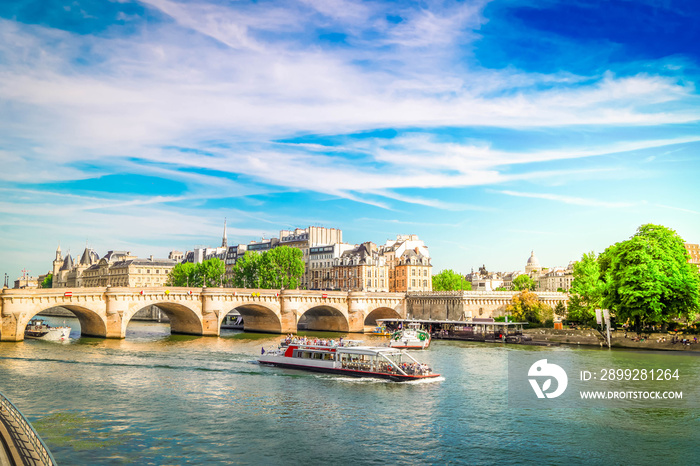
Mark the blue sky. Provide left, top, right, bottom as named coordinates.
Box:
left=2, top=0, right=700, bottom=281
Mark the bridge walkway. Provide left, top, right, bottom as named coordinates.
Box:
left=0, top=392, right=55, bottom=466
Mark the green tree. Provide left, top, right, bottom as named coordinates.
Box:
left=554, top=301, right=566, bottom=319
left=230, top=246, right=304, bottom=289
left=505, top=289, right=550, bottom=323
left=41, top=274, right=53, bottom=288
left=567, top=251, right=604, bottom=325
left=431, top=269, right=471, bottom=291
left=168, top=262, right=197, bottom=287
left=512, top=274, right=536, bottom=291
left=196, top=257, right=226, bottom=287
left=168, top=258, right=226, bottom=287
left=600, top=224, right=700, bottom=333
left=265, top=246, right=305, bottom=289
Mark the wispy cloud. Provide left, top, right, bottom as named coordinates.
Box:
left=497, top=190, right=637, bottom=208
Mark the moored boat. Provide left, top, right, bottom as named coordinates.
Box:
left=24, top=319, right=71, bottom=341
left=389, top=322, right=430, bottom=349
left=259, top=339, right=439, bottom=382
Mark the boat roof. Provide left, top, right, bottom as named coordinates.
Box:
left=376, top=318, right=528, bottom=326
left=289, top=343, right=405, bottom=356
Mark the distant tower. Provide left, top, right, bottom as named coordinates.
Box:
left=52, top=244, right=63, bottom=286
left=221, top=218, right=228, bottom=248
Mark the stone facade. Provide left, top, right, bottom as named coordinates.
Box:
left=52, top=246, right=176, bottom=288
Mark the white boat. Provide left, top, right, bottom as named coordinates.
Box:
left=24, top=319, right=71, bottom=341
left=259, top=338, right=439, bottom=382
left=389, top=323, right=431, bottom=349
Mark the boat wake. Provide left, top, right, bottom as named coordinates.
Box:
left=404, top=375, right=445, bottom=385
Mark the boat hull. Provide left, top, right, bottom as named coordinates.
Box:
left=258, top=360, right=440, bottom=382
left=25, top=327, right=71, bottom=341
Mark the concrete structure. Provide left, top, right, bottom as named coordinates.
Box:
left=406, top=291, right=568, bottom=321
left=0, top=287, right=405, bottom=341
left=1, top=286, right=569, bottom=342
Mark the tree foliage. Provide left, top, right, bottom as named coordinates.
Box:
left=567, top=251, right=604, bottom=325
left=41, top=274, right=53, bottom=288
left=600, top=224, right=700, bottom=332
left=505, top=290, right=551, bottom=323
left=230, top=246, right=304, bottom=289
left=512, top=274, right=536, bottom=291
left=168, top=258, right=226, bottom=287
left=432, top=269, right=471, bottom=291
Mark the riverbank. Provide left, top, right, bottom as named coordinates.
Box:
left=524, top=328, right=700, bottom=351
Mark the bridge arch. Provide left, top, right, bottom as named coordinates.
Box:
left=297, top=305, right=349, bottom=332
left=125, top=302, right=204, bottom=337
left=4, top=303, right=108, bottom=340
left=227, top=303, right=283, bottom=334
left=364, top=307, right=402, bottom=326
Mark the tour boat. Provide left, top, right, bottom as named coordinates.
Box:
left=259, top=339, right=440, bottom=381
left=389, top=323, right=431, bottom=349
left=24, top=319, right=71, bottom=341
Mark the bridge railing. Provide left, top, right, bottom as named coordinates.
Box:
left=0, top=390, right=56, bottom=466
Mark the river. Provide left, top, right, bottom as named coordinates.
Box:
left=1, top=316, right=698, bottom=465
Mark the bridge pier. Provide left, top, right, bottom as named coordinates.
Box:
left=347, top=292, right=368, bottom=333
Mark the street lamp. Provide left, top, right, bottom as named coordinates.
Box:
left=348, top=271, right=353, bottom=292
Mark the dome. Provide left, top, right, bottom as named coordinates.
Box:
left=526, top=251, right=540, bottom=267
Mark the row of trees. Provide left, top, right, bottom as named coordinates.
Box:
left=167, top=246, right=305, bottom=289
left=229, top=246, right=304, bottom=289
left=568, top=224, right=700, bottom=332
left=168, top=258, right=227, bottom=287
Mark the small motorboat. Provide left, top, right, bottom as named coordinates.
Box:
left=24, top=319, right=71, bottom=341
left=389, top=322, right=431, bottom=349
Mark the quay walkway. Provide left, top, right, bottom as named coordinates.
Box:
left=0, top=391, right=55, bottom=466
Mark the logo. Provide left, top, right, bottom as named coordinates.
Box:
left=528, top=359, right=568, bottom=399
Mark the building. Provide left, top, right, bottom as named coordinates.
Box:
left=331, top=242, right=390, bottom=292
left=379, top=235, right=432, bottom=292
left=309, top=243, right=355, bottom=290
left=537, top=263, right=575, bottom=292
left=52, top=246, right=177, bottom=288
left=685, top=243, right=700, bottom=269
left=391, top=247, right=432, bottom=292
left=52, top=245, right=101, bottom=288
left=279, top=227, right=343, bottom=288
left=470, top=265, right=507, bottom=291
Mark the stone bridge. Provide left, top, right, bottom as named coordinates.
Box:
left=406, top=291, right=568, bottom=321
left=0, top=287, right=406, bottom=341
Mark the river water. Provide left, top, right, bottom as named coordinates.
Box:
left=1, top=316, right=698, bottom=465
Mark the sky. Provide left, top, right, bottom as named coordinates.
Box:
left=1, top=0, right=700, bottom=281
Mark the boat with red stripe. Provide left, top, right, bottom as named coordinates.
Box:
left=258, top=339, right=439, bottom=381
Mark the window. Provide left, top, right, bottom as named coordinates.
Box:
left=423, top=269, right=428, bottom=276
left=412, top=269, right=416, bottom=276
left=367, top=279, right=371, bottom=286
left=412, top=279, right=416, bottom=287
left=423, top=280, right=427, bottom=287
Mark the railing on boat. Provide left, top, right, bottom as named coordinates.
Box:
left=0, top=390, right=57, bottom=466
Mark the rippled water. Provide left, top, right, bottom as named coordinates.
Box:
left=1, top=316, right=698, bottom=465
